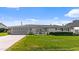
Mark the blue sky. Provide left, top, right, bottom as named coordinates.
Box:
left=0, top=7, right=79, bottom=26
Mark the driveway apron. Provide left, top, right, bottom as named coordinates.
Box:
left=0, top=35, right=25, bottom=51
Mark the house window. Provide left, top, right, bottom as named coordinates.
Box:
left=44, top=28, right=48, bottom=32
left=60, top=28, right=63, bottom=31
left=75, top=30, right=79, bottom=34
left=39, top=29, right=42, bottom=34
left=67, top=28, right=70, bottom=31
left=55, top=28, right=57, bottom=30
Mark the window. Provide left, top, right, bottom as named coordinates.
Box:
left=55, top=28, right=57, bottom=30
left=60, top=28, right=63, bottom=31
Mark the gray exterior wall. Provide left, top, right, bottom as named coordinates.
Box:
left=8, top=25, right=72, bottom=35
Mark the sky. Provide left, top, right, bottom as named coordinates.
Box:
left=0, top=7, right=79, bottom=26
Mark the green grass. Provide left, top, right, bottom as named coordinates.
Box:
left=7, top=35, right=79, bottom=51
left=0, top=32, right=8, bottom=36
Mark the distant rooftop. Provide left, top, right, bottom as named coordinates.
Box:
left=0, top=23, right=7, bottom=29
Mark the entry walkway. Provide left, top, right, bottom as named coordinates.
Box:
left=0, top=35, right=25, bottom=51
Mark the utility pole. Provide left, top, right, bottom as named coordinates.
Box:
left=21, top=21, right=23, bottom=26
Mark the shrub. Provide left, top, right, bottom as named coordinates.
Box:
left=48, top=32, right=73, bottom=36
left=28, top=32, right=34, bottom=35
left=0, top=28, right=7, bottom=33
left=73, top=33, right=79, bottom=36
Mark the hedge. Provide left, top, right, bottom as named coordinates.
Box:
left=49, top=32, right=73, bottom=36
left=0, top=28, right=5, bottom=32
left=28, top=32, right=34, bottom=35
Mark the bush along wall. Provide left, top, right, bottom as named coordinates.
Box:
left=28, top=32, right=34, bottom=35
left=49, top=32, right=74, bottom=36
left=0, top=28, right=7, bottom=33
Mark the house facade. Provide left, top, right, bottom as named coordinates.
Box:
left=8, top=25, right=73, bottom=35
left=7, top=20, right=79, bottom=35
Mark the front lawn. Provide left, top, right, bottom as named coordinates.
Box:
left=0, top=33, right=8, bottom=36
left=7, top=35, right=79, bottom=51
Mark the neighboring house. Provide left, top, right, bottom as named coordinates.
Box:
left=73, top=27, right=79, bottom=34
left=65, top=20, right=79, bottom=34
left=0, top=23, right=8, bottom=32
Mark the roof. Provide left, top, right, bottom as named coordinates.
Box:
left=8, top=24, right=62, bottom=29
left=0, top=23, right=7, bottom=29
left=65, top=20, right=79, bottom=28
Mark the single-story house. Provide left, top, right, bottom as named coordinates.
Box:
left=8, top=25, right=72, bottom=35
left=7, top=20, right=79, bottom=35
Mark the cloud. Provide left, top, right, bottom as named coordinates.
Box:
left=19, top=18, right=39, bottom=25
left=10, top=18, right=38, bottom=26
left=46, top=19, right=71, bottom=25
left=25, top=19, right=38, bottom=22
left=0, top=15, right=72, bottom=26
left=65, top=9, right=79, bottom=18
left=5, top=7, right=20, bottom=11
left=5, top=7, right=20, bottom=8
left=0, top=16, right=39, bottom=26
left=53, top=17, right=59, bottom=20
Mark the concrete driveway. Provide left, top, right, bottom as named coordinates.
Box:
left=0, top=35, right=25, bottom=51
